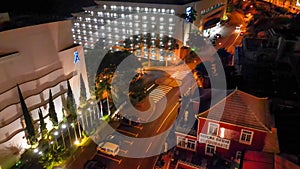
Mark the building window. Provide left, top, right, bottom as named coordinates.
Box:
left=187, top=139, right=195, bottom=150
left=240, top=129, right=253, bottom=144
left=236, top=151, right=242, bottom=161
left=205, top=144, right=215, bottom=156
left=208, top=122, right=219, bottom=136
left=177, top=136, right=196, bottom=151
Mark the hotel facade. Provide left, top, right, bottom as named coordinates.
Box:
left=71, top=0, right=227, bottom=61
left=0, top=20, right=90, bottom=159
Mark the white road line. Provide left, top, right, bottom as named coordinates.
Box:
left=124, top=140, right=134, bottom=145
left=146, top=142, right=152, bottom=152
left=119, top=149, right=128, bottom=154
left=117, top=129, right=139, bottom=137
left=156, top=102, right=179, bottom=133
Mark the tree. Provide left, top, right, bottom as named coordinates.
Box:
left=48, top=89, right=58, bottom=127
left=79, top=74, right=87, bottom=105
left=38, top=108, right=47, bottom=138
left=66, top=80, right=77, bottom=122
left=17, top=84, right=37, bottom=145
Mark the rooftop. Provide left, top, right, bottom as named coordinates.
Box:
left=196, top=89, right=272, bottom=132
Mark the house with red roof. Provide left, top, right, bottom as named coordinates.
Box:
left=173, top=89, right=280, bottom=168
left=195, top=89, right=279, bottom=160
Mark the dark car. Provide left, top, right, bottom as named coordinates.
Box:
left=214, top=33, right=222, bottom=39
left=84, top=160, right=107, bottom=169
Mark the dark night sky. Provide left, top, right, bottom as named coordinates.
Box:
left=0, top=0, right=97, bottom=17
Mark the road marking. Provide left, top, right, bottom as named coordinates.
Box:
left=134, top=125, right=143, bottom=130
left=146, top=142, right=152, bottom=152
left=119, top=149, right=128, bottom=154
left=156, top=102, right=179, bottom=133
left=124, top=140, right=134, bottom=145
left=117, top=129, right=139, bottom=137
left=137, top=164, right=141, bottom=169
left=96, top=153, right=122, bottom=164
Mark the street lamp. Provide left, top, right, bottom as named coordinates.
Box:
left=70, top=123, right=78, bottom=143
left=62, top=123, right=72, bottom=145
left=60, top=124, right=67, bottom=149
left=53, top=131, right=59, bottom=147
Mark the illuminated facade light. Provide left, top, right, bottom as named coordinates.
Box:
left=220, top=127, right=225, bottom=138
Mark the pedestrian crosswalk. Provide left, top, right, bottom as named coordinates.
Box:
left=171, top=70, right=190, bottom=80
left=149, top=85, right=173, bottom=103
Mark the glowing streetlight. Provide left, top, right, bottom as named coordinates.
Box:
left=71, top=123, right=78, bottom=141
left=33, top=148, right=39, bottom=153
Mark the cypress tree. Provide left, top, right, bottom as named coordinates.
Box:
left=17, top=84, right=37, bottom=145
left=38, top=108, right=47, bottom=138
left=79, top=74, right=87, bottom=105
left=66, top=80, right=77, bottom=122
left=48, top=89, right=58, bottom=127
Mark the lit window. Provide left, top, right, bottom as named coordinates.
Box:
left=220, top=127, right=225, bottom=138
left=240, top=129, right=253, bottom=144
left=176, top=136, right=196, bottom=151
left=205, top=144, right=215, bottom=156
left=208, top=122, right=219, bottom=136
left=236, top=151, right=242, bottom=161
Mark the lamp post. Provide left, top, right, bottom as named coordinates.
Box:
left=61, top=124, right=67, bottom=149
left=71, top=123, right=78, bottom=143
left=64, top=123, right=72, bottom=145
left=53, top=131, right=59, bottom=147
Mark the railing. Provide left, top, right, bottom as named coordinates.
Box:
left=175, top=126, right=197, bottom=136
left=176, top=160, right=206, bottom=169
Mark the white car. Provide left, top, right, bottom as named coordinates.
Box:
left=97, top=142, right=120, bottom=156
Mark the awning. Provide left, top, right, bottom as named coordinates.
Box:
left=203, top=18, right=220, bottom=30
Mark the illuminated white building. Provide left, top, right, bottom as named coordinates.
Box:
left=0, top=20, right=89, bottom=161
left=71, top=0, right=227, bottom=59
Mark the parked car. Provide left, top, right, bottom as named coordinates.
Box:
left=97, top=141, right=120, bottom=156
left=84, top=160, right=107, bottom=169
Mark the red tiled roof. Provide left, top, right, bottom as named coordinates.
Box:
left=197, top=89, right=272, bottom=132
